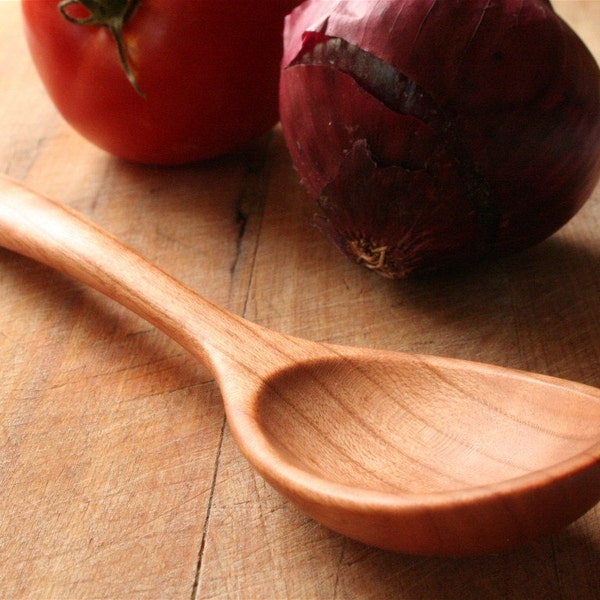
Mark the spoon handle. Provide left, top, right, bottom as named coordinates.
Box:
left=0, top=175, right=267, bottom=374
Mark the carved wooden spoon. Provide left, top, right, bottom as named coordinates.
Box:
left=1, top=174, right=599, bottom=557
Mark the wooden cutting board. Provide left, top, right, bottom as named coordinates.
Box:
left=1, top=1, right=599, bottom=598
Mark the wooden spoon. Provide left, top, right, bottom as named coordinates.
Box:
left=1, top=175, right=599, bottom=557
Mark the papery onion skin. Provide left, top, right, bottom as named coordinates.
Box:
left=279, top=0, right=600, bottom=278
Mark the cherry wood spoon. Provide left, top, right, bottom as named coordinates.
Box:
left=1, top=175, right=599, bottom=557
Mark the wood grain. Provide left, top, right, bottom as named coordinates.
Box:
left=1, top=1, right=599, bottom=598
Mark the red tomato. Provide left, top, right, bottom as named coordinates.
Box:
left=21, top=0, right=301, bottom=164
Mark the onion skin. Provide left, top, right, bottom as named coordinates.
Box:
left=279, top=0, right=600, bottom=278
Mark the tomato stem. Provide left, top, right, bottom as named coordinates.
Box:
left=58, top=0, right=145, bottom=97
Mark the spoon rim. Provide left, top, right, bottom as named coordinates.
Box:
left=230, top=405, right=600, bottom=510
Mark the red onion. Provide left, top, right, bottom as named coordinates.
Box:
left=279, top=0, right=600, bottom=278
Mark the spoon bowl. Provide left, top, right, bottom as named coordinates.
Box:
left=1, top=175, right=599, bottom=556
left=236, top=351, right=600, bottom=555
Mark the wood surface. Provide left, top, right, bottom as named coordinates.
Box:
left=1, top=1, right=599, bottom=597
left=2, top=176, right=599, bottom=562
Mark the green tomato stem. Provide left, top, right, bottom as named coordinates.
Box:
left=58, top=0, right=145, bottom=97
